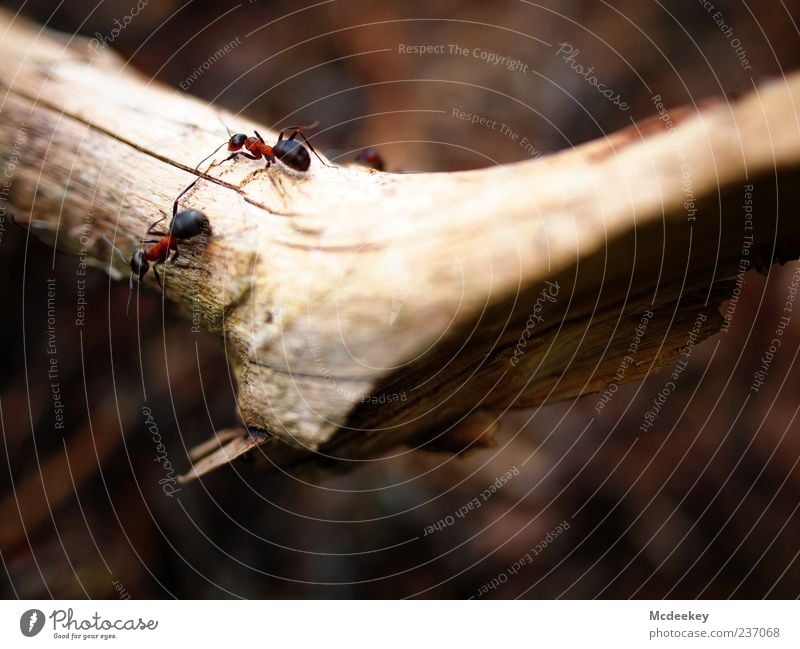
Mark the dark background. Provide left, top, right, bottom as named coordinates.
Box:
left=1, top=0, right=799, bottom=598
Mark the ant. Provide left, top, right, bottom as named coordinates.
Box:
left=354, top=147, right=385, bottom=171
left=106, top=178, right=210, bottom=318
left=197, top=120, right=333, bottom=173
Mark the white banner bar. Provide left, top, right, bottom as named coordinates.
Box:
left=1, top=600, right=798, bottom=647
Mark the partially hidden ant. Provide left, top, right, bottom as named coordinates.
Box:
left=105, top=178, right=210, bottom=319
left=197, top=120, right=333, bottom=173
left=354, top=147, right=385, bottom=171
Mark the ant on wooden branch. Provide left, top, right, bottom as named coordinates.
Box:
left=105, top=178, right=210, bottom=319
left=196, top=118, right=334, bottom=173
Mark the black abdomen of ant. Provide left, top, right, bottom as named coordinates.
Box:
left=168, top=208, right=208, bottom=239
left=273, top=138, right=311, bottom=172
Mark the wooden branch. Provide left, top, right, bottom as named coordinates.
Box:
left=3, top=11, right=800, bottom=481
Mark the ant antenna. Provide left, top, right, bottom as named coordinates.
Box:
left=102, top=234, right=129, bottom=266
left=194, top=142, right=227, bottom=173
left=193, top=114, right=236, bottom=173
left=218, top=113, right=233, bottom=137
left=103, top=234, right=137, bottom=320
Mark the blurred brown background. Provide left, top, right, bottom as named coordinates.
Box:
left=1, top=0, right=799, bottom=598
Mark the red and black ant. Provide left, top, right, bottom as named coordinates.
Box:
left=197, top=120, right=333, bottom=173
left=354, top=147, right=385, bottom=171
left=105, top=178, right=210, bottom=318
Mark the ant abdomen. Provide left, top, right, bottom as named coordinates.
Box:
left=274, top=138, right=311, bottom=172
left=171, top=209, right=209, bottom=239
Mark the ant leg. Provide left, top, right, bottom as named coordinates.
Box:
left=126, top=273, right=135, bottom=321
left=223, top=151, right=261, bottom=165
left=168, top=247, right=195, bottom=266
left=287, top=129, right=334, bottom=167
left=254, top=130, right=266, bottom=144
left=152, top=265, right=163, bottom=291
left=276, top=121, right=319, bottom=141
left=147, top=216, right=167, bottom=235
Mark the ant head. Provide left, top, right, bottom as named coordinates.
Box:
left=171, top=209, right=209, bottom=239
left=130, top=250, right=149, bottom=279
left=228, top=133, right=248, bottom=151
